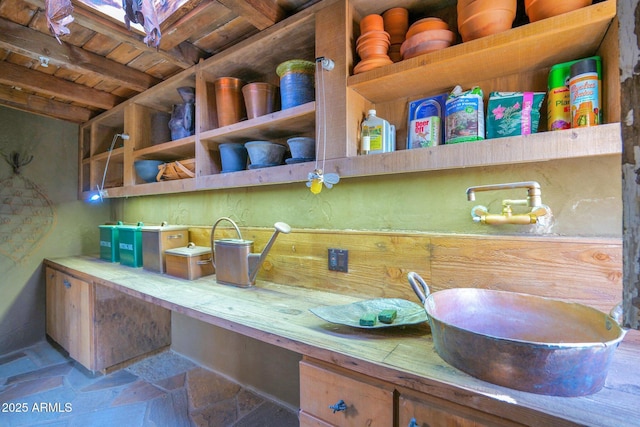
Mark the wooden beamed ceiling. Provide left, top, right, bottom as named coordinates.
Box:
left=0, top=0, right=320, bottom=123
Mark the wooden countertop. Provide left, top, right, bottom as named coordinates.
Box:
left=44, top=256, right=640, bottom=427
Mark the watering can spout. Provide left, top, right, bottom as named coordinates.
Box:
left=248, top=222, right=291, bottom=283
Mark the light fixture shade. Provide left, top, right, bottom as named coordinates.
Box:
left=86, top=133, right=129, bottom=203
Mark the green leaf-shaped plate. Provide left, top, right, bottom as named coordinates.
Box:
left=309, top=298, right=427, bottom=329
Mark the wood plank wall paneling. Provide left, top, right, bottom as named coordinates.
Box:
left=188, top=226, right=622, bottom=314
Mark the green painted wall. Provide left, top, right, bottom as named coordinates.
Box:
left=114, top=151, right=620, bottom=408
left=0, top=107, right=110, bottom=353
left=114, top=155, right=621, bottom=237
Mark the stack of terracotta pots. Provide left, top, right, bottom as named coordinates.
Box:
left=400, top=17, right=455, bottom=60
left=382, top=8, right=409, bottom=63
left=457, top=0, right=517, bottom=42
left=354, top=14, right=393, bottom=74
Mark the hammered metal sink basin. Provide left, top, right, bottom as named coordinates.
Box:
left=408, top=272, right=626, bottom=396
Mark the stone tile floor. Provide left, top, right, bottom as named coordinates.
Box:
left=0, top=340, right=299, bottom=427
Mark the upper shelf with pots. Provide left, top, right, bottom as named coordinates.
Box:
left=348, top=1, right=616, bottom=104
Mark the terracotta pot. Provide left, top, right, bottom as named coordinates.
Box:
left=459, top=7, right=516, bottom=42
left=214, top=77, right=246, bottom=127
left=353, top=56, right=393, bottom=74
left=383, top=8, right=408, bottom=38
left=406, top=17, right=449, bottom=40
left=526, top=0, right=592, bottom=22
left=242, top=82, right=278, bottom=120
left=360, top=14, right=384, bottom=34
left=357, top=36, right=391, bottom=58
left=458, top=0, right=516, bottom=24
left=400, top=29, right=455, bottom=58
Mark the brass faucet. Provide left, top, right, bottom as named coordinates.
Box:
left=466, top=181, right=551, bottom=225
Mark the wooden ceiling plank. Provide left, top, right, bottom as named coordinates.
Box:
left=160, top=1, right=232, bottom=50
left=218, top=0, right=285, bottom=30
left=0, top=16, right=159, bottom=92
left=0, top=61, right=120, bottom=110
left=0, top=84, right=92, bottom=123
left=0, top=0, right=38, bottom=25
left=20, top=0, right=205, bottom=69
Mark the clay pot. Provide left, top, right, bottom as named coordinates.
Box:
left=357, top=35, right=391, bottom=58
left=276, top=59, right=315, bottom=110
left=406, top=17, right=449, bottom=40
left=360, top=14, right=384, bottom=34
left=353, top=56, right=393, bottom=74
left=245, top=141, right=286, bottom=167
left=525, top=0, right=592, bottom=22
left=458, top=7, right=516, bottom=42
left=219, top=143, right=248, bottom=173
left=400, top=29, right=455, bottom=59
left=383, top=8, right=409, bottom=43
left=286, top=137, right=315, bottom=160
left=459, top=0, right=516, bottom=21
left=242, top=82, right=278, bottom=120
left=214, top=77, right=246, bottom=127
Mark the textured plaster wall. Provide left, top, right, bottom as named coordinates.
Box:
left=0, top=107, right=111, bottom=354
left=114, top=155, right=621, bottom=237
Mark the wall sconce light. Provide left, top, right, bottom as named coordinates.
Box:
left=88, top=133, right=129, bottom=202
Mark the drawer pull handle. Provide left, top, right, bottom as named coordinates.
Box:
left=329, top=399, right=346, bottom=413
left=63, top=279, right=71, bottom=289
left=167, top=234, right=184, bottom=239
left=408, top=418, right=418, bottom=427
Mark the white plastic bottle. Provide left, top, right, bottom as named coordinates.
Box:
left=361, top=109, right=394, bottom=155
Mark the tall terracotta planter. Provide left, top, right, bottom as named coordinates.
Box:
left=214, top=77, right=246, bottom=127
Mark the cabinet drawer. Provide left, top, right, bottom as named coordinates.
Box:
left=398, top=387, right=525, bottom=427
left=300, top=359, right=394, bottom=427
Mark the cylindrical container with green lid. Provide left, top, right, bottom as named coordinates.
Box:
left=276, top=59, right=315, bottom=110
left=547, top=56, right=601, bottom=131
left=570, top=58, right=600, bottom=128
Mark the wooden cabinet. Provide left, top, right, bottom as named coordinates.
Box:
left=300, top=358, right=537, bottom=427
left=397, top=387, right=524, bottom=427
left=45, top=266, right=171, bottom=372
left=45, top=266, right=92, bottom=368
left=78, top=0, right=620, bottom=200
left=299, top=358, right=394, bottom=427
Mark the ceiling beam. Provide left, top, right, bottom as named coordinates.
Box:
left=0, top=85, right=92, bottom=123
left=0, top=17, right=160, bottom=93
left=21, top=0, right=205, bottom=69
left=218, top=0, right=285, bottom=30
left=0, top=61, right=121, bottom=110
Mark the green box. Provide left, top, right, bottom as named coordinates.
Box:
left=99, top=222, right=122, bottom=262
left=118, top=222, right=144, bottom=267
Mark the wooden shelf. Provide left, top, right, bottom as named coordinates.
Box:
left=195, top=123, right=622, bottom=190
left=348, top=1, right=616, bottom=103
left=134, top=135, right=196, bottom=161
left=200, top=102, right=316, bottom=146
left=88, top=146, right=124, bottom=163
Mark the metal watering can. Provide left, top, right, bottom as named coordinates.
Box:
left=210, top=217, right=291, bottom=287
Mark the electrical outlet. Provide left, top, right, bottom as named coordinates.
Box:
left=328, top=248, right=348, bottom=272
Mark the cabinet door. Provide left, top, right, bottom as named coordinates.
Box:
left=398, top=387, right=525, bottom=427
left=45, top=267, right=67, bottom=348
left=45, top=267, right=93, bottom=368
left=300, top=359, right=394, bottom=427
left=63, top=272, right=92, bottom=368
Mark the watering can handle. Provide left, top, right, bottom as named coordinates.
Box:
left=210, top=217, right=243, bottom=269
left=408, top=272, right=431, bottom=304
